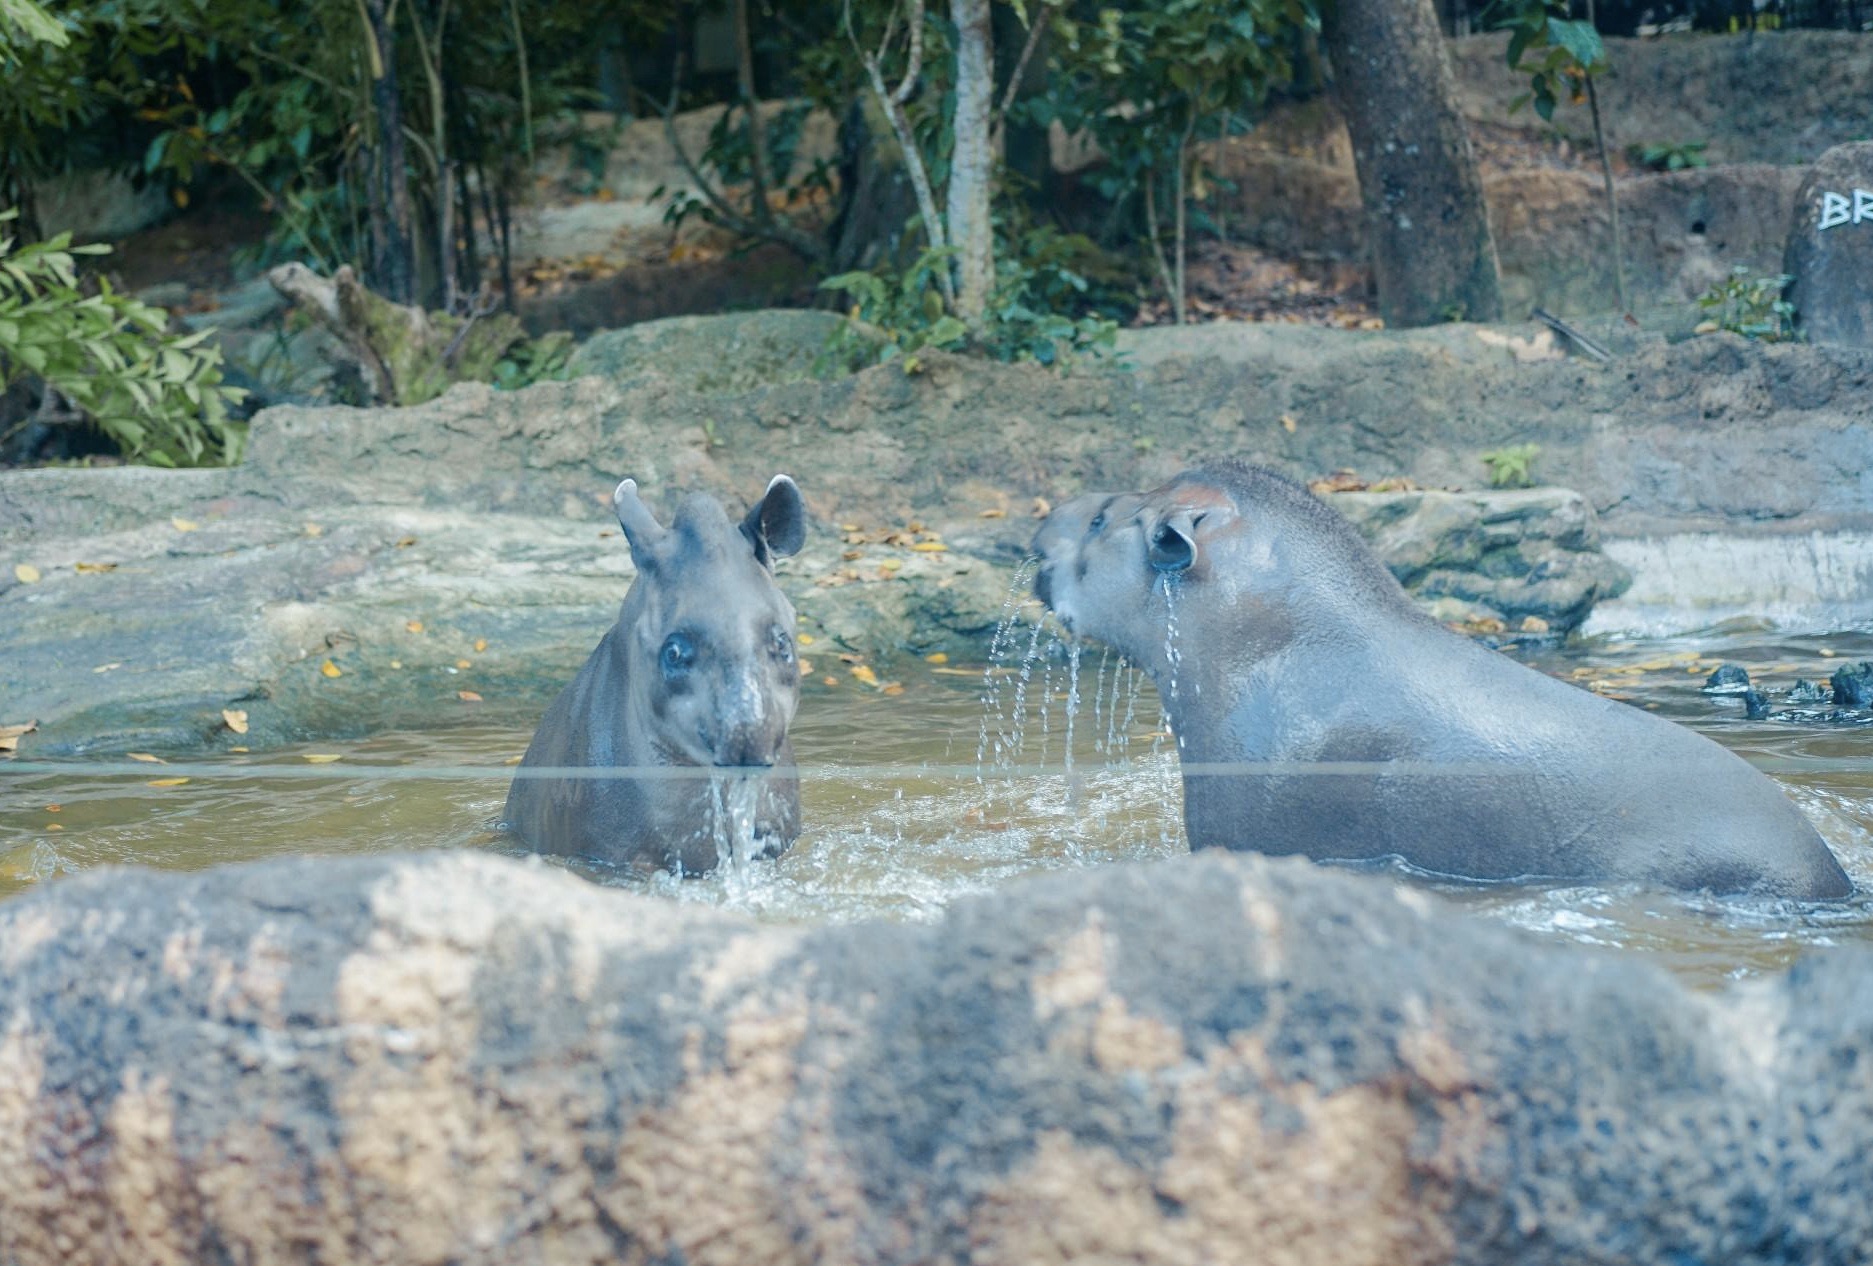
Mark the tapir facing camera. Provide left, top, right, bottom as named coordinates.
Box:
left=504, top=475, right=807, bottom=875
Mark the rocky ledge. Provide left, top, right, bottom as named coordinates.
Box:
left=11, top=306, right=1861, bottom=755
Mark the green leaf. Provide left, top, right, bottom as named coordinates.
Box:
left=925, top=315, right=969, bottom=348
left=0, top=0, right=67, bottom=46
left=1546, top=18, right=1604, bottom=70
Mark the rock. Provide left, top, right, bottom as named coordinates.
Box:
left=1, top=848, right=1871, bottom=1265
left=567, top=308, right=856, bottom=394
left=1744, top=688, right=1771, bottom=720
left=1703, top=662, right=1752, bottom=694
left=1830, top=660, right=1873, bottom=708
left=32, top=166, right=170, bottom=241
left=1788, top=678, right=1830, bottom=704
left=8, top=309, right=1873, bottom=752
left=1325, top=487, right=1632, bottom=635
left=1785, top=141, right=1873, bottom=349
left=268, top=263, right=537, bottom=406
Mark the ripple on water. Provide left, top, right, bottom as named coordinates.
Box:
left=5, top=627, right=1873, bottom=984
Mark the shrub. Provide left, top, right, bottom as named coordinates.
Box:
left=818, top=226, right=1124, bottom=374
left=0, top=213, right=245, bottom=466
left=1695, top=266, right=1797, bottom=343
left=1481, top=443, right=1540, bottom=489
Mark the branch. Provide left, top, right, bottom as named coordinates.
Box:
left=889, top=0, right=925, bottom=106
left=656, top=61, right=825, bottom=265
left=995, top=3, right=1051, bottom=128
left=844, top=0, right=953, bottom=306
left=733, top=0, right=776, bottom=230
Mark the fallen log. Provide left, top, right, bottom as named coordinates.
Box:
left=0, top=849, right=1867, bottom=1265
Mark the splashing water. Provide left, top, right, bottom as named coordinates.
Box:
left=976, top=557, right=1039, bottom=781
left=704, top=772, right=768, bottom=897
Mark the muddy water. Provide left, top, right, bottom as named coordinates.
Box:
left=4, top=625, right=1873, bottom=988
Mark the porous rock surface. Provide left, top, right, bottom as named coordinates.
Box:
left=1, top=847, right=1869, bottom=1265
left=1328, top=486, right=1630, bottom=632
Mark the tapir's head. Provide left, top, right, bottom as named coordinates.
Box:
left=1030, top=461, right=1398, bottom=678
left=612, top=475, right=807, bottom=769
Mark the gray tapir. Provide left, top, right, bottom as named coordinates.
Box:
left=1032, top=460, right=1853, bottom=898
left=503, top=475, right=807, bottom=873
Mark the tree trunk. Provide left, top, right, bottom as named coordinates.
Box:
left=1320, top=0, right=1503, bottom=326
left=946, top=0, right=995, bottom=326
left=361, top=0, right=417, bottom=305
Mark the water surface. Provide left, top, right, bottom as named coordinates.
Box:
left=5, top=623, right=1872, bottom=988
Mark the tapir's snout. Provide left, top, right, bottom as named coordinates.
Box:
left=706, top=668, right=791, bottom=768
left=712, top=723, right=783, bottom=769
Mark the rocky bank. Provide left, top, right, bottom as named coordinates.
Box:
left=4, top=310, right=1870, bottom=754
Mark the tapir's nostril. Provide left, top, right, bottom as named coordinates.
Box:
left=714, top=727, right=778, bottom=769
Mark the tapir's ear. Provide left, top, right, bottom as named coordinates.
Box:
left=1148, top=512, right=1198, bottom=574
left=741, top=474, right=807, bottom=569
left=612, top=478, right=667, bottom=563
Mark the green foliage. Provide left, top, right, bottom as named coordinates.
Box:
left=0, top=0, right=67, bottom=46
left=1696, top=266, right=1798, bottom=343
left=1485, top=0, right=1606, bottom=121
left=1630, top=140, right=1708, bottom=172
left=490, top=330, right=575, bottom=392
left=1042, top=0, right=1313, bottom=198
left=0, top=214, right=245, bottom=466
left=1480, top=443, right=1540, bottom=489
left=819, top=227, right=1121, bottom=373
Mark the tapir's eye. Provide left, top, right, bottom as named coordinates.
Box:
left=768, top=625, right=795, bottom=664
left=1089, top=509, right=1107, bottom=533
left=659, top=633, right=697, bottom=679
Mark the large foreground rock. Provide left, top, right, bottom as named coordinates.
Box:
left=1, top=849, right=1869, bottom=1264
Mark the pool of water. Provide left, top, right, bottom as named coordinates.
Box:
left=5, top=622, right=1873, bottom=988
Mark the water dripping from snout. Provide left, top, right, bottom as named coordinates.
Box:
left=707, top=771, right=766, bottom=895
left=976, top=557, right=1040, bottom=782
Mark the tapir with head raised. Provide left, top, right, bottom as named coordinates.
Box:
left=504, top=475, right=807, bottom=874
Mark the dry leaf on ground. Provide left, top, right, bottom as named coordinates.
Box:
left=222, top=709, right=249, bottom=734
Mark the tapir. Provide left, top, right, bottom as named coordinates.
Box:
left=1032, top=459, right=1853, bottom=898
left=504, top=475, right=807, bottom=873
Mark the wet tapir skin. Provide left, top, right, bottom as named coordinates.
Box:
left=1032, top=460, right=1853, bottom=899
left=504, top=476, right=806, bottom=874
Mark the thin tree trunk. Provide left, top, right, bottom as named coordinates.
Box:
left=360, top=0, right=416, bottom=304
left=491, top=165, right=515, bottom=312
left=1144, top=175, right=1176, bottom=322
left=1172, top=118, right=1193, bottom=325
left=410, top=0, right=455, bottom=310
left=1584, top=0, right=1628, bottom=314
left=1320, top=0, right=1503, bottom=326
left=734, top=0, right=777, bottom=228
left=507, top=0, right=534, bottom=162
left=1583, top=74, right=1626, bottom=314
left=946, top=0, right=995, bottom=326
left=847, top=0, right=953, bottom=307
